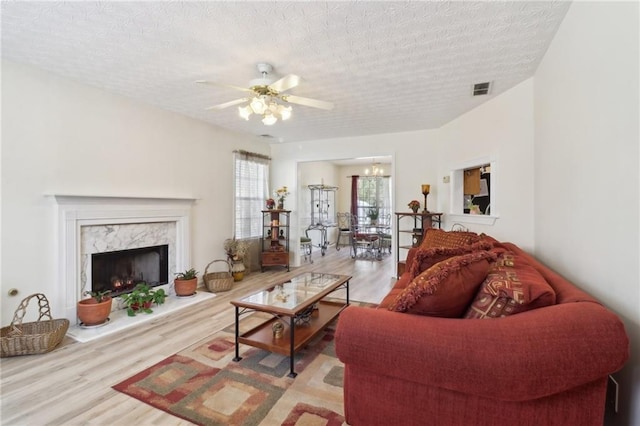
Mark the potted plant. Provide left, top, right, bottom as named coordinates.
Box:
left=408, top=200, right=421, bottom=213
left=77, top=290, right=112, bottom=326
left=174, top=268, right=198, bottom=296
left=224, top=237, right=250, bottom=281
left=367, top=208, right=380, bottom=226
left=274, top=186, right=290, bottom=209
left=120, top=282, right=166, bottom=316
left=266, top=198, right=276, bottom=209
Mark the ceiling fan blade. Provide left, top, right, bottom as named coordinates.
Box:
left=205, top=98, right=248, bottom=110
left=196, top=80, right=253, bottom=93
left=282, top=94, right=334, bottom=110
left=269, top=74, right=300, bottom=93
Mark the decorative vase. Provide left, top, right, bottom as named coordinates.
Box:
left=272, top=321, right=284, bottom=338
left=231, top=259, right=246, bottom=281
left=277, top=199, right=284, bottom=210
left=77, top=296, right=112, bottom=326
left=411, top=206, right=419, bottom=213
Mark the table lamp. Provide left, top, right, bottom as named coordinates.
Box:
left=421, top=184, right=430, bottom=213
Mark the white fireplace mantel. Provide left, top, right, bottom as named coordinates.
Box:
left=51, top=194, right=197, bottom=324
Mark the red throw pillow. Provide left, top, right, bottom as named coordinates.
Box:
left=388, top=251, right=497, bottom=318
left=408, top=240, right=494, bottom=279
left=464, top=252, right=557, bottom=319
left=419, top=228, right=481, bottom=250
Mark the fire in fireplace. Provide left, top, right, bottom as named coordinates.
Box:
left=91, top=245, right=169, bottom=297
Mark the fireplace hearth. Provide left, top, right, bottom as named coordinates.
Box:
left=91, top=245, right=169, bottom=297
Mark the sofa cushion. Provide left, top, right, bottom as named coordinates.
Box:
left=408, top=240, right=494, bottom=279
left=464, top=252, right=557, bottom=319
left=419, top=228, right=481, bottom=249
left=388, top=250, right=497, bottom=317
left=377, top=273, right=413, bottom=309
left=378, top=288, right=404, bottom=310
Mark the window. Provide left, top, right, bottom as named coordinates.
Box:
left=234, top=151, right=270, bottom=239
left=463, top=164, right=491, bottom=215
left=449, top=158, right=498, bottom=225
left=355, top=176, right=391, bottom=225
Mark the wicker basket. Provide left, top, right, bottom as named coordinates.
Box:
left=1, top=293, right=69, bottom=358
left=203, top=259, right=234, bottom=292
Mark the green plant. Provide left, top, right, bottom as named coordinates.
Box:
left=83, top=290, right=111, bottom=303
left=175, top=268, right=198, bottom=280
left=120, top=283, right=165, bottom=316
left=152, top=288, right=167, bottom=305
left=367, top=208, right=379, bottom=221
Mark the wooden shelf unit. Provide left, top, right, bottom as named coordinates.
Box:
left=261, top=209, right=290, bottom=271
left=395, top=212, right=442, bottom=277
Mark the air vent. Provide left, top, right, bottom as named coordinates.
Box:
left=473, top=82, right=491, bottom=96
left=259, top=134, right=284, bottom=143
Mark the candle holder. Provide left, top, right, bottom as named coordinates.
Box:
left=421, top=184, right=430, bottom=213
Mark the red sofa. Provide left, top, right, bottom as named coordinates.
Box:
left=335, top=239, right=629, bottom=426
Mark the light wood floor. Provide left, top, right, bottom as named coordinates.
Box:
left=0, top=245, right=395, bottom=425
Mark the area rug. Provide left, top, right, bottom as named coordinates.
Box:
left=113, top=304, right=369, bottom=426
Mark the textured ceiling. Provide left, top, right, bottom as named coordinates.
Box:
left=1, top=1, right=571, bottom=143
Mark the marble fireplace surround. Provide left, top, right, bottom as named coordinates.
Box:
left=53, top=195, right=199, bottom=330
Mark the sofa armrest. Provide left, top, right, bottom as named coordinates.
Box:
left=335, top=303, right=628, bottom=401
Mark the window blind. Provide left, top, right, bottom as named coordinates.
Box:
left=233, top=150, right=270, bottom=239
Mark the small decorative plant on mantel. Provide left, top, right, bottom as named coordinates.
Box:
left=120, top=282, right=166, bottom=316
left=174, top=268, right=198, bottom=297
left=77, top=290, right=112, bottom=326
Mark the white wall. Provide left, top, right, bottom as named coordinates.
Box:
left=275, top=80, right=537, bottom=258
left=436, top=78, right=536, bottom=250
left=534, top=2, right=639, bottom=425
left=1, top=61, right=268, bottom=324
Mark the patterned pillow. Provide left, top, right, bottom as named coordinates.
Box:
left=419, top=228, right=482, bottom=249
left=408, top=240, right=494, bottom=279
left=464, top=252, right=557, bottom=319
left=388, top=251, right=497, bottom=318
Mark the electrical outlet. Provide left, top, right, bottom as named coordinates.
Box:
left=443, top=176, right=450, bottom=183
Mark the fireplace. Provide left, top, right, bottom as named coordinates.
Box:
left=53, top=194, right=195, bottom=324
left=91, top=245, right=169, bottom=297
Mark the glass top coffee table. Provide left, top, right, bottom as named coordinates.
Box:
left=230, top=271, right=351, bottom=377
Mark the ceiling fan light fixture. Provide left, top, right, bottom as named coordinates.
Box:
left=199, top=62, right=333, bottom=127
left=238, top=105, right=252, bottom=120
left=278, top=105, right=292, bottom=120
left=250, top=96, right=267, bottom=115
left=262, top=113, right=277, bottom=126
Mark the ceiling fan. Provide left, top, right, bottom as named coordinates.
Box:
left=196, top=63, right=334, bottom=125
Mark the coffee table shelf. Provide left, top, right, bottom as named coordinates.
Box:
left=238, top=300, right=346, bottom=356
left=230, top=272, right=350, bottom=377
